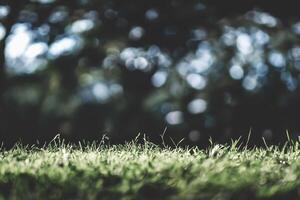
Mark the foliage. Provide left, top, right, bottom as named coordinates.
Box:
left=1, top=0, right=300, bottom=145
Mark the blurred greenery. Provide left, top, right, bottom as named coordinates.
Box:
left=2, top=140, right=300, bottom=199
left=0, top=0, right=300, bottom=146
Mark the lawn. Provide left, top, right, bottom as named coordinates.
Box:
left=1, top=136, right=300, bottom=200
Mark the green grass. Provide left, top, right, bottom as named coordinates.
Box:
left=1, top=137, right=300, bottom=200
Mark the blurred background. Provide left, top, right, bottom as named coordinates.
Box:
left=1, top=0, right=300, bottom=147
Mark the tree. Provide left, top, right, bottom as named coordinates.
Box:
left=0, top=0, right=300, bottom=147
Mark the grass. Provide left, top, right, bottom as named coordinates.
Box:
left=1, top=136, right=300, bottom=199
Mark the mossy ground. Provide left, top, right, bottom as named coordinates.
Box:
left=1, top=136, right=300, bottom=200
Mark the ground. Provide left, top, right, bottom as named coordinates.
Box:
left=1, top=137, right=300, bottom=200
